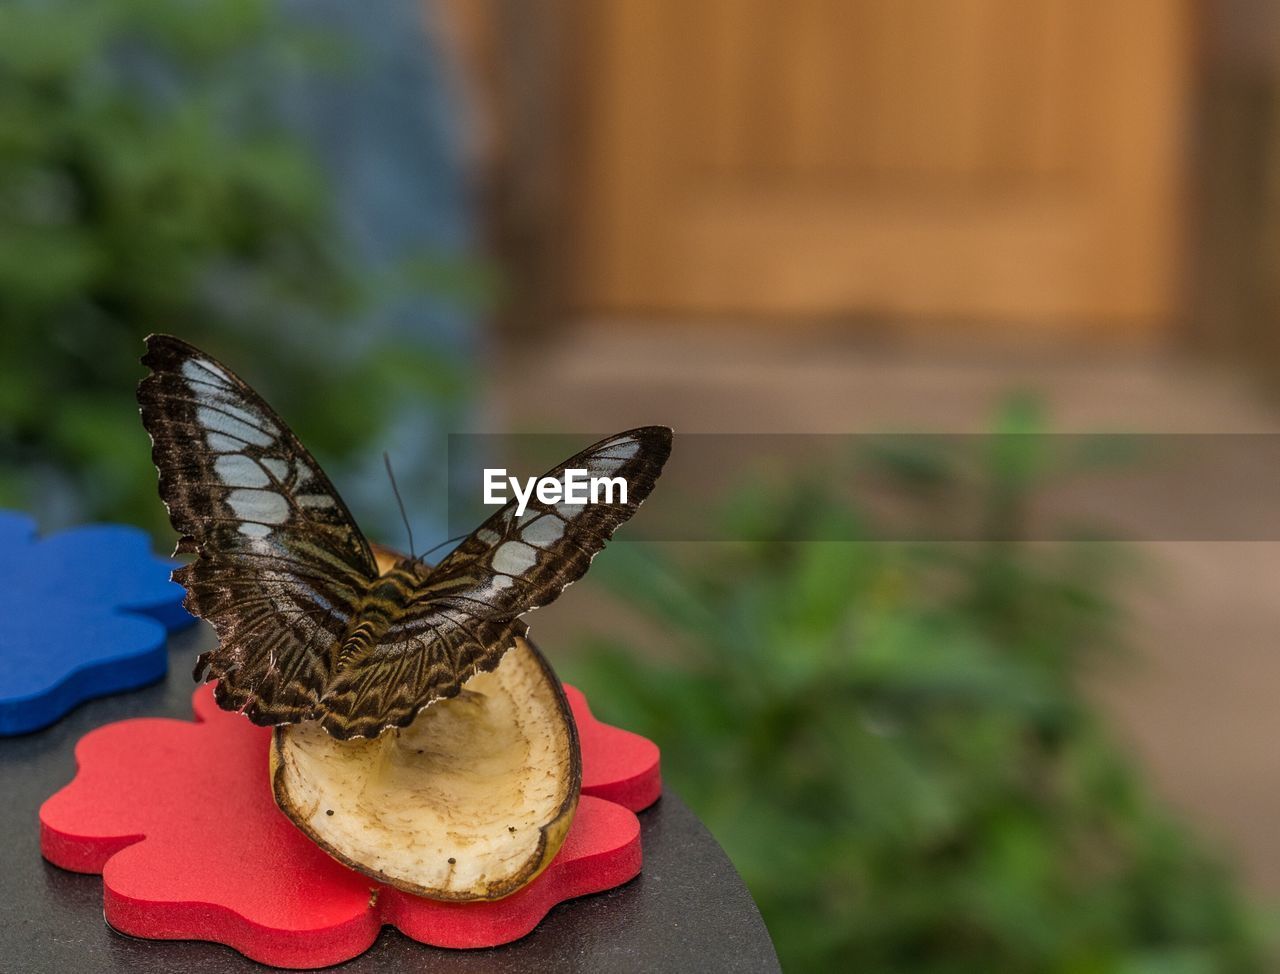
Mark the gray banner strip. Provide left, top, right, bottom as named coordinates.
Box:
left=445, top=433, right=1280, bottom=541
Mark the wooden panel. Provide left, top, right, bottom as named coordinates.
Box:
left=564, top=0, right=1194, bottom=332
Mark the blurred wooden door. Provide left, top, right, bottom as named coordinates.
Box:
left=561, top=0, right=1194, bottom=334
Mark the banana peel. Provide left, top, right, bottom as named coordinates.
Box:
left=270, top=635, right=580, bottom=901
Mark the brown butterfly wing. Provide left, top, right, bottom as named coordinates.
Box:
left=137, top=334, right=379, bottom=725
left=314, top=427, right=672, bottom=739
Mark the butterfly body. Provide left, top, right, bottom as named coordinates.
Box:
left=333, top=562, right=429, bottom=671
left=138, top=335, right=671, bottom=740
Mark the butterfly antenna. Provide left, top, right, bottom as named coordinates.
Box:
left=383, top=451, right=415, bottom=560
left=417, top=532, right=470, bottom=564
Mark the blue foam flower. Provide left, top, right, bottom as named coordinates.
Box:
left=0, top=511, right=193, bottom=735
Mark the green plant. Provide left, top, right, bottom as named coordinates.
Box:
left=568, top=405, right=1271, bottom=972
left=0, top=0, right=472, bottom=536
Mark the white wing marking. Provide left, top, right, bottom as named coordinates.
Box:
left=207, top=433, right=243, bottom=452
left=227, top=488, right=289, bottom=525
left=262, top=457, right=290, bottom=481
left=196, top=406, right=274, bottom=447
left=598, top=437, right=641, bottom=459
left=522, top=515, right=565, bottom=545
left=214, top=454, right=270, bottom=488
left=493, top=540, right=538, bottom=574
left=182, top=358, right=233, bottom=387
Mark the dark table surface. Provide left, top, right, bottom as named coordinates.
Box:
left=0, top=625, right=780, bottom=973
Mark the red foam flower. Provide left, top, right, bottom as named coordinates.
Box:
left=40, top=683, right=660, bottom=969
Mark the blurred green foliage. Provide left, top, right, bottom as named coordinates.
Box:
left=0, top=0, right=470, bottom=535
left=569, top=403, right=1272, bottom=973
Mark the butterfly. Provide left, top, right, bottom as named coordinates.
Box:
left=137, top=335, right=671, bottom=740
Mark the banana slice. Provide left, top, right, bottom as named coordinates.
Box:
left=270, top=635, right=581, bottom=901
